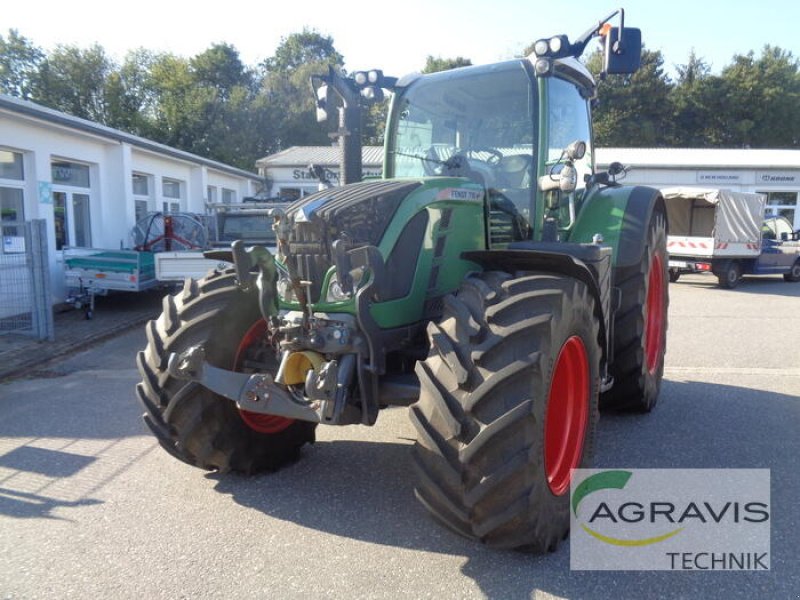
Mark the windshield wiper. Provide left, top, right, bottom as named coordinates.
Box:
left=389, top=149, right=463, bottom=170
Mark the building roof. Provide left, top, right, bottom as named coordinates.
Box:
left=595, top=147, right=800, bottom=169
left=256, top=145, right=384, bottom=168
left=0, top=93, right=262, bottom=180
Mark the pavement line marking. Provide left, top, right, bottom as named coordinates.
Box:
left=665, top=366, right=800, bottom=376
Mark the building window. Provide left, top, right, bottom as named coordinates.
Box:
left=207, top=185, right=217, bottom=204
left=222, top=188, right=236, bottom=204
left=163, top=178, right=182, bottom=199
left=760, top=191, right=798, bottom=228
left=133, top=172, right=153, bottom=222
left=51, top=160, right=90, bottom=187
left=0, top=149, right=24, bottom=180
left=1, top=150, right=26, bottom=251
left=132, top=173, right=149, bottom=195
left=1, top=187, right=25, bottom=253
left=162, top=178, right=183, bottom=212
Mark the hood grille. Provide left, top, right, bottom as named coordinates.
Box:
left=284, top=180, right=421, bottom=301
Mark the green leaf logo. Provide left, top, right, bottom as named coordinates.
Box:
left=572, top=470, right=683, bottom=547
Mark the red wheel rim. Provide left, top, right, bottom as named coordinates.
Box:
left=544, top=335, right=589, bottom=496
left=235, top=320, right=294, bottom=434
left=645, top=253, right=665, bottom=374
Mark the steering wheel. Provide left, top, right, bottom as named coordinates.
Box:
left=466, top=147, right=503, bottom=166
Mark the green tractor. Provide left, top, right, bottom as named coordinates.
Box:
left=136, top=10, right=668, bottom=552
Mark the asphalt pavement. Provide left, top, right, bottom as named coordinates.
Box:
left=0, top=273, right=798, bottom=599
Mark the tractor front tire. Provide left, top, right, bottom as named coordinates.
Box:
left=601, top=207, right=668, bottom=412
left=135, top=269, right=316, bottom=474
left=410, top=271, right=600, bottom=552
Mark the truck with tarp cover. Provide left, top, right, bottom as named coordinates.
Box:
left=664, top=187, right=800, bottom=287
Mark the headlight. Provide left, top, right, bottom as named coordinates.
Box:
left=325, top=267, right=366, bottom=303
left=327, top=274, right=350, bottom=302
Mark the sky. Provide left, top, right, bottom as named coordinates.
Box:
left=3, top=0, right=799, bottom=78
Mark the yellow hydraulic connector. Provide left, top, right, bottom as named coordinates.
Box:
left=281, top=350, right=325, bottom=386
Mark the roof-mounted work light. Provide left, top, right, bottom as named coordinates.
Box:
left=529, top=8, right=642, bottom=78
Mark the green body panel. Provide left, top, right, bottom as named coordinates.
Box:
left=566, top=185, right=636, bottom=265
left=278, top=178, right=486, bottom=330
left=370, top=178, right=486, bottom=328
left=533, top=77, right=549, bottom=241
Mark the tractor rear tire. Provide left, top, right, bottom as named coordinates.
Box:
left=600, top=207, right=668, bottom=412
left=410, top=271, right=600, bottom=552
left=135, top=269, right=316, bottom=474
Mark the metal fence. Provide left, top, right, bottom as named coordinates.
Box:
left=0, top=219, right=54, bottom=340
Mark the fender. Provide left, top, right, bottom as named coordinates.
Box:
left=569, top=185, right=667, bottom=269
left=462, top=243, right=612, bottom=367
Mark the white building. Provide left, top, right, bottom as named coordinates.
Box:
left=256, top=146, right=384, bottom=200
left=256, top=145, right=800, bottom=230
left=596, top=148, right=800, bottom=229
left=1, top=94, right=263, bottom=303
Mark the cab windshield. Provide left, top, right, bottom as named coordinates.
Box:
left=387, top=61, right=536, bottom=234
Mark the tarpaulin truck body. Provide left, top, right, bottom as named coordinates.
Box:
left=663, top=187, right=764, bottom=262
left=663, top=187, right=800, bottom=287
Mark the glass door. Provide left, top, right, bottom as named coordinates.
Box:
left=53, top=191, right=68, bottom=250
left=72, top=193, right=91, bottom=247
left=53, top=190, right=92, bottom=249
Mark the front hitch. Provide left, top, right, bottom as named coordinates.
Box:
left=167, top=345, right=362, bottom=425
left=167, top=345, right=323, bottom=423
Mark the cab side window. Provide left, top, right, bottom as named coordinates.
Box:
left=547, top=77, right=592, bottom=187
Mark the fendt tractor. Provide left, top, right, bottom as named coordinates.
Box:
left=136, top=10, right=668, bottom=552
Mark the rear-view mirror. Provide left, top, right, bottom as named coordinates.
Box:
left=603, top=27, right=642, bottom=75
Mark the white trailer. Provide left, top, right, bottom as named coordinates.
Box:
left=153, top=202, right=282, bottom=283
left=154, top=251, right=233, bottom=283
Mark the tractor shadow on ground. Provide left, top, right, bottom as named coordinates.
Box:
left=211, top=379, right=799, bottom=599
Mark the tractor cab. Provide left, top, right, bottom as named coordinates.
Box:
left=385, top=57, right=597, bottom=244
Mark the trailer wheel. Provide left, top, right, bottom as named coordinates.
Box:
left=783, top=260, right=800, bottom=282
left=601, top=207, right=668, bottom=412
left=718, top=261, right=741, bottom=289
left=668, top=269, right=680, bottom=283
left=135, top=269, right=316, bottom=474
left=409, top=271, right=600, bottom=552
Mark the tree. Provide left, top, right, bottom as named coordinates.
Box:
left=586, top=48, right=673, bottom=146
left=422, top=56, right=472, bottom=74
left=669, top=52, right=723, bottom=146
left=0, top=29, right=44, bottom=100
left=34, top=44, right=115, bottom=123
left=261, top=30, right=345, bottom=151
left=718, top=46, right=800, bottom=147
left=191, top=43, right=253, bottom=100
left=263, top=29, right=343, bottom=73
left=104, top=49, right=160, bottom=135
